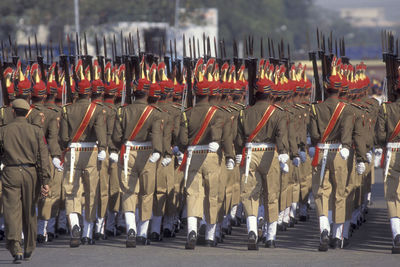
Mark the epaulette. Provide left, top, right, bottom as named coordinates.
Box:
left=172, top=103, right=183, bottom=109
left=382, top=102, right=387, bottom=116
left=295, top=104, right=305, bottom=109
left=151, top=105, right=163, bottom=112
left=311, top=103, right=317, bottom=116
left=229, top=105, right=240, bottom=111
left=351, top=102, right=368, bottom=112
left=47, top=107, right=59, bottom=113
left=237, top=103, right=246, bottom=109
left=117, top=106, right=123, bottom=122
left=239, top=109, right=244, bottom=125
left=273, top=104, right=284, bottom=111
left=95, top=102, right=104, bottom=106
left=182, top=110, right=188, bottom=128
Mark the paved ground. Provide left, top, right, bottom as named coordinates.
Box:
left=1, top=169, right=399, bottom=266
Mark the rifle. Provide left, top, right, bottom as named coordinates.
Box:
left=34, top=35, right=46, bottom=83
left=60, top=37, right=73, bottom=104
left=83, top=33, right=93, bottom=81
left=182, top=34, right=193, bottom=107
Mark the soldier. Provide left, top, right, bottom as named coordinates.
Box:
left=309, top=60, right=354, bottom=251
left=60, top=60, right=107, bottom=247
left=111, top=60, right=163, bottom=247
left=375, top=78, right=400, bottom=254
left=179, top=58, right=232, bottom=249
left=150, top=62, right=180, bottom=240
left=236, top=70, right=289, bottom=250
left=30, top=63, right=64, bottom=243
left=0, top=99, right=50, bottom=263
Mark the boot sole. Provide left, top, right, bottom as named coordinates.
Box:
left=70, top=238, right=81, bottom=248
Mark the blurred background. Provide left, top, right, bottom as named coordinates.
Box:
left=1, top=0, right=399, bottom=78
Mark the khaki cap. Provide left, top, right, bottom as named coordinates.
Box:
left=11, top=99, right=31, bottom=111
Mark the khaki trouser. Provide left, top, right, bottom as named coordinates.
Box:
left=280, top=170, right=290, bottom=212
left=108, top=159, right=120, bottom=212
left=241, top=150, right=280, bottom=223
left=119, top=149, right=155, bottom=221
left=299, top=155, right=312, bottom=204
left=63, top=150, right=100, bottom=222
left=186, top=152, right=220, bottom=224
left=217, top=157, right=226, bottom=223
left=153, top=156, right=176, bottom=217
left=174, top=167, right=184, bottom=216
left=290, top=162, right=300, bottom=206
left=385, top=151, right=400, bottom=218
left=0, top=178, right=3, bottom=216
left=98, top=152, right=110, bottom=218
left=345, top=150, right=357, bottom=221
left=361, top=160, right=374, bottom=203
left=312, top=149, right=348, bottom=224
left=231, top=165, right=241, bottom=206
left=3, top=166, right=37, bottom=256
left=38, top=156, right=64, bottom=220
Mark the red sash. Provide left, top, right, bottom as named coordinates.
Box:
left=240, top=105, right=276, bottom=166
left=61, top=103, right=97, bottom=163
left=119, top=105, right=154, bottom=161
left=179, top=106, right=218, bottom=171
left=311, top=102, right=346, bottom=167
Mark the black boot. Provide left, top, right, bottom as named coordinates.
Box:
left=126, top=229, right=136, bottom=248
left=265, top=240, right=276, bottom=248
left=247, top=231, right=258, bottom=250
left=70, top=225, right=81, bottom=248
left=185, top=231, right=197, bottom=250
left=392, top=234, right=400, bottom=254
left=318, top=230, right=329, bottom=252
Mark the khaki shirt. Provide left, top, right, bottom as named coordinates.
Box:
left=376, top=98, right=400, bottom=144
left=0, top=117, right=50, bottom=185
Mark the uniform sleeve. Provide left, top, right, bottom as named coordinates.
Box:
left=106, top=109, right=116, bottom=149
left=287, top=113, right=299, bottom=158
left=94, top=108, right=107, bottom=151
left=151, top=112, right=163, bottom=154
left=210, top=111, right=224, bottom=142
left=162, top=112, right=173, bottom=157
left=36, top=128, right=51, bottom=185
left=59, top=106, right=70, bottom=150
left=309, top=104, right=320, bottom=147
left=171, top=110, right=181, bottom=146
left=276, top=112, right=289, bottom=154
left=111, top=108, right=124, bottom=153
left=221, top=112, right=234, bottom=159
left=234, top=110, right=245, bottom=154
left=376, top=105, right=387, bottom=146
left=340, top=107, right=354, bottom=150
left=178, top=111, right=189, bottom=150
left=353, top=111, right=367, bottom=163
left=47, top=112, right=62, bottom=158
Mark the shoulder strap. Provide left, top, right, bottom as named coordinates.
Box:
left=320, top=102, right=346, bottom=143
left=247, top=105, right=276, bottom=143
left=190, top=106, right=218, bottom=146
left=71, top=102, right=97, bottom=143
left=389, top=117, right=400, bottom=142
left=127, top=105, right=154, bottom=141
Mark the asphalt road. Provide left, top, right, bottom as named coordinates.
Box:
left=1, top=168, right=398, bottom=266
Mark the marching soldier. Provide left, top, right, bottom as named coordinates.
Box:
left=309, top=61, right=354, bottom=251
left=111, top=60, right=163, bottom=247
left=60, top=61, right=107, bottom=247
left=236, top=72, right=290, bottom=250
left=0, top=99, right=50, bottom=263
left=376, top=78, right=400, bottom=254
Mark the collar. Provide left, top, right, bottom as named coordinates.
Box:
left=133, top=98, right=148, bottom=105
left=77, top=98, right=90, bottom=104
left=14, top=117, right=27, bottom=123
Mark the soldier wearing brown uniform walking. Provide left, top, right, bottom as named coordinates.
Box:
left=111, top=62, right=163, bottom=247
left=60, top=63, right=107, bottom=247
left=0, top=99, right=50, bottom=263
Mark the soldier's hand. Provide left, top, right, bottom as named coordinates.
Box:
left=208, top=142, right=220, bottom=153
left=308, top=147, right=315, bottom=158
left=176, top=152, right=184, bottom=165
left=278, top=154, right=289, bottom=164
left=98, top=150, right=107, bottom=161
left=149, top=152, right=161, bottom=163
left=161, top=157, right=172, bottom=166
left=293, top=157, right=301, bottom=167
left=109, top=152, right=119, bottom=163
left=374, top=148, right=383, bottom=168
left=226, top=158, right=235, bottom=170
left=356, top=162, right=366, bottom=175
left=299, top=151, right=307, bottom=163
left=339, top=148, right=350, bottom=160
left=41, top=184, right=50, bottom=198
left=280, top=162, right=289, bottom=173
left=366, top=151, right=373, bottom=164
left=52, top=157, right=64, bottom=172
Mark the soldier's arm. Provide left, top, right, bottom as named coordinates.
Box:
left=221, top=112, right=234, bottom=159
left=353, top=112, right=367, bottom=163
left=340, top=108, right=354, bottom=149
left=94, top=109, right=107, bottom=151
left=287, top=113, right=299, bottom=158
left=36, top=127, right=51, bottom=185
left=178, top=111, right=189, bottom=150
left=163, top=113, right=174, bottom=157
left=110, top=107, right=124, bottom=153
left=47, top=113, right=62, bottom=158
left=309, top=104, right=320, bottom=146
left=151, top=112, right=163, bottom=154
left=375, top=105, right=387, bottom=146
left=59, top=106, right=70, bottom=150
left=172, top=111, right=181, bottom=146
left=276, top=112, right=289, bottom=154
left=234, top=109, right=245, bottom=154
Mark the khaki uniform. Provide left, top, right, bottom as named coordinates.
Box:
left=111, top=98, right=163, bottom=221
left=310, top=97, right=354, bottom=223
left=60, top=98, right=107, bottom=222
left=376, top=99, right=400, bottom=218
left=179, top=102, right=227, bottom=224
left=0, top=116, right=50, bottom=257
left=236, top=101, right=289, bottom=222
